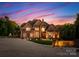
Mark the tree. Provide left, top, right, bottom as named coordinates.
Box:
left=75, top=14, right=79, bottom=39
left=59, top=23, right=75, bottom=40
left=74, top=14, right=79, bottom=47
left=0, top=16, right=20, bottom=37
left=0, top=17, right=8, bottom=36
left=7, top=19, right=20, bottom=37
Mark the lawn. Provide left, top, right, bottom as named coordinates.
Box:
left=30, top=39, right=53, bottom=45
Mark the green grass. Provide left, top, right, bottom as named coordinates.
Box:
left=30, top=39, right=52, bottom=45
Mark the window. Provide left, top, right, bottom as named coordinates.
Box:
left=35, top=27, right=39, bottom=31
left=41, top=27, right=45, bottom=32
left=26, top=27, right=31, bottom=31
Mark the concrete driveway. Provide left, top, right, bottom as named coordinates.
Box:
left=0, top=37, right=78, bottom=57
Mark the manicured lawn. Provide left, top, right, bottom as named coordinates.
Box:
left=30, top=39, right=53, bottom=45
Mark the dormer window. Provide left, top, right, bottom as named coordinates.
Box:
left=41, top=27, right=45, bottom=32
left=26, top=27, right=31, bottom=31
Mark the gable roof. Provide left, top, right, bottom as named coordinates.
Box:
left=21, top=23, right=27, bottom=27
left=46, top=24, right=56, bottom=32
left=33, top=20, right=41, bottom=27
left=41, top=21, right=49, bottom=28
left=21, top=19, right=58, bottom=32
left=21, top=22, right=32, bottom=29
left=28, top=20, right=38, bottom=26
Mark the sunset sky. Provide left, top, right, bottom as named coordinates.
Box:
left=0, top=2, right=79, bottom=25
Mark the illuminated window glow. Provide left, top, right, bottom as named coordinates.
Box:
left=35, top=27, right=39, bottom=31
left=26, top=27, right=31, bottom=31
left=41, top=27, right=45, bottom=32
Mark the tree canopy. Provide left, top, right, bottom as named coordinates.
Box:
left=0, top=16, right=20, bottom=37
left=59, top=23, right=75, bottom=40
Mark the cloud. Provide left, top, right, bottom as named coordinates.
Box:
left=0, top=2, right=71, bottom=18
left=34, top=13, right=55, bottom=18
left=48, top=17, right=75, bottom=25
left=12, top=2, right=72, bottom=25
left=55, top=15, right=76, bottom=18
left=18, top=2, right=71, bottom=18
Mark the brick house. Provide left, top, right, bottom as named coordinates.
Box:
left=20, top=19, right=60, bottom=40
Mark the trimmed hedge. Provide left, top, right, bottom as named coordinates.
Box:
left=30, top=39, right=52, bottom=45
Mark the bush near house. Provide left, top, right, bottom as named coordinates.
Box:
left=30, top=39, right=52, bottom=45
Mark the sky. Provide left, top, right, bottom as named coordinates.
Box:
left=0, top=2, right=79, bottom=25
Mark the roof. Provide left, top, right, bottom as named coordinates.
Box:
left=21, top=19, right=59, bottom=32
left=46, top=24, right=56, bottom=32
left=41, top=21, right=49, bottom=28
left=21, top=23, right=27, bottom=27
left=33, top=19, right=49, bottom=28
left=21, top=22, right=32, bottom=29
left=33, top=20, right=41, bottom=27
left=21, top=19, right=38, bottom=27
left=28, top=20, right=38, bottom=26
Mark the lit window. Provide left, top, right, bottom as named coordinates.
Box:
left=57, top=34, right=59, bottom=38
left=53, top=35, right=55, bottom=38
left=41, top=27, right=45, bottom=32
left=26, top=27, right=31, bottom=31
left=30, top=33, right=33, bottom=38
left=35, top=27, right=39, bottom=31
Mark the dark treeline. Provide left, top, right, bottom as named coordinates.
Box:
left=56, top=14, right=79, bottom=40
left=0, top=16, right=20, bottom=37
left=75, top=14, right=79, bottom=47
left=57, top=14, right=79, bottom=47
left=59, top=14, right=79, bottom=40
left=58, top=23, right=75, bottom=40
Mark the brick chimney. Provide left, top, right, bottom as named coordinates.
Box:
left=42, top=19, right=44, bottom=22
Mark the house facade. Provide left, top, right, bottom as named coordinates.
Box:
left=20, top=19, right=60, bottom=40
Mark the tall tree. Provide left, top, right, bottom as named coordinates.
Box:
left=75, top=14, right=79, bottom=47
left=60, top=24, right=75, bottom=40
left=0, top=16, right=20, bottom=37
left=75, top=14, right=79, bottom=39
left=0, top=17, right=8, bottom=36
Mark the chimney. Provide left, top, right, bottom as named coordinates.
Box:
left=42, top=19, right=44, bottom=22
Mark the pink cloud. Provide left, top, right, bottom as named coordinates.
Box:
left=34, top=13, right=55, bottom=18
left=18, top=2, right=71, bottom=19
left=13, top=15, right=75, bottom=26
left=15, top=10, right=27, bottom=14
left=12, top=2, right=73, bottom=25
left=6, top=2, right=72, bottom=19
left=48, top=18, right=75, bottom=25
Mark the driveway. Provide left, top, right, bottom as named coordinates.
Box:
left=0, top=37, right=78, bottom=57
